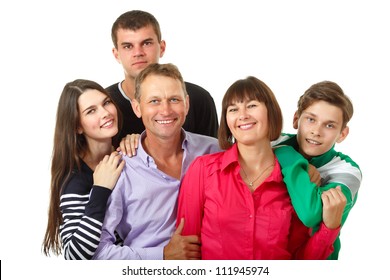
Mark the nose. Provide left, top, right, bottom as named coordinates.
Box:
left=160, top=100, right=172, bottom=114
left=238, top=107, right=249, bottom=120
left=133, top=45, right=145, bottom=58
left=311, top=124, right=321, bottom=136
left=101, top=106, right=111, bottom=119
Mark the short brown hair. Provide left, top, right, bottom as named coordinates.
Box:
left=111, top=10, right=162, bottom=49
left=297, top=81, right=353, bottom=129
left=218, top=76, right=283, bottom=150
left=134, top=63, right=187, bottom=101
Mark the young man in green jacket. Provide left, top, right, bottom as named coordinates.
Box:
left=273, top=81, right=362, bottom=260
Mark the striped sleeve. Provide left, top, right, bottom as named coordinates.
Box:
left=60, top=186, right=111, bottom=260
left=318, top=154, right=362, bottom=201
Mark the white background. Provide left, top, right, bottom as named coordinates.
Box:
left=1, top=0, right=388, bottom=279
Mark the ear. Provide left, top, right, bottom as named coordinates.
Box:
left=131, top=99, right=142, bottom=119
left=336, top=126, right=349, bottom=143
left=185, top=94, right=190, bottom=116
left=112, top=47, right=121, bottom=64
left=159, top=40, right=166, bottom=58
left=77, top=126, right=83, bottom=135
left=292, top=111, right=299, bottom=129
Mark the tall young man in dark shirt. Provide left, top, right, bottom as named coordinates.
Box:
left=107, top=10, right=219, bottom=147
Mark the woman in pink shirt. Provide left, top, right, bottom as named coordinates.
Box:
left=176, top=76, right=346, bottom=260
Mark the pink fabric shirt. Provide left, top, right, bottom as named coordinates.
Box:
left=177, top=144, right=339, bottom=260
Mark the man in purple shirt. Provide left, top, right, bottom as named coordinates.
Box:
left=93, top=63, right=220, bottom=260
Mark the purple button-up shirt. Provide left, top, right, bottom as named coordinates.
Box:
left=93, top=130, right=220, bottom=260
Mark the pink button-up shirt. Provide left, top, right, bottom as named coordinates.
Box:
left=177, top=144, right=339, bottom=260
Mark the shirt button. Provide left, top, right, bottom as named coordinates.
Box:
left=249, top=215, right=253, bottom=218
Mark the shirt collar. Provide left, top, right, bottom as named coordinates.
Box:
left=137, top=129, right=188, bottom=167
left=118, top=81, right=131, bottom=102
left=309, top=146, right=337, bottom=167
left=220, top=143, right=283, bottom=183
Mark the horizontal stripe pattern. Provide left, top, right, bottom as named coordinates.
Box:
left=60, top=193, right=102, bottom=260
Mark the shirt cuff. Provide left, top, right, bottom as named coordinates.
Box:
left=140, top=247, right=164, bottom=260
left=317, top=222, right=340, bottom=244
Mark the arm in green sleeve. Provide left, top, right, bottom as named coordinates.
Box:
left=274, top=145, right=323, bottom=228
left=319, top=182, right=354, bottom=227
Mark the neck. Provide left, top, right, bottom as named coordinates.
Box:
left=143, top=131, right=183, bottom=160
left=142, top=131, right=184, bottom=179
left=238, top=141, right=274, bottom=168
left=82, top=140, right=113, bottom=170
left=121, top=78, right=136, bottom=100
left=238, top=141, right=275, bottom=190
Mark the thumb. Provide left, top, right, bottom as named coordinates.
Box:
left=174, top=218, right=184, bottom=235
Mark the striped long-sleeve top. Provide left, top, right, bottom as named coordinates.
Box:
left=59, top=160, right=112, bottom=260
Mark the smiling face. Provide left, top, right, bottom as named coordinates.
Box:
left=77, top=89, right=118, bottom=143
left=132, top=74, right=189, bottom=140
left=226, top=98, right=270, bottom=146
left=112, top=25, right=166, bottom=81
left=294, top=100, right=349, bottom=159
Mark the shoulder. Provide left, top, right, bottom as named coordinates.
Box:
left=105, top=83, right=123, bottom=101
left=185, top=132, right=220, bottom=150
left=190, top=150, right=225, bottom=169
left=62, top=164, right=93, bottom=195
left=271, top=133, right=296, bottom=146
left=105, top=82, right=120, bottom=93
left=329, top=151, right=361, bottom=172
left=198, top=150, right=224, bottom=161
left=184, top=81, right=213, bottom=99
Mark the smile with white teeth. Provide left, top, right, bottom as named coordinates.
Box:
left=156, top=119, right=174, bottom=124
left=239, top=123, right=254, bottom=130
left=306, top=138, right=321, bottom=145
left=101, top=120, right=113, bottom=128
